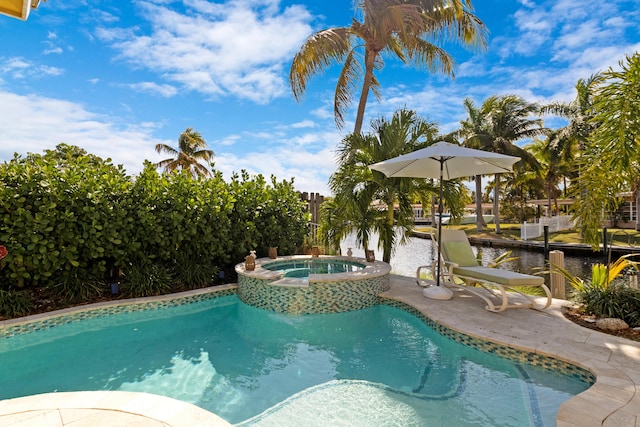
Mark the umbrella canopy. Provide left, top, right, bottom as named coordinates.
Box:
left=370, top=141, right=520, bottom=300
left=369, top=141, right=520, bottom=180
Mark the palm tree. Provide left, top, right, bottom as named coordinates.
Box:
left=501, top=167, right=545, bottom=223
left=457, top=97, right=491, bottom=230
left=459, top=95, right=545, bottom=233
left=541, top=74, right=602, bottom=159
left=526, top=135, right=570, bottom=217
left=290, top=0, right=487, bottom=134
left=154, top=128, right=214, bottom=179
left=573, top=53, right=640, bottom=244
left=325, top=108, right=464, bottom=263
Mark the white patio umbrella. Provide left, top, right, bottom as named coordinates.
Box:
left=370, top=141, right=520, bottom=300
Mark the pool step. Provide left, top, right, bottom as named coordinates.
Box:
left=413, top=358, right=464, bottom=398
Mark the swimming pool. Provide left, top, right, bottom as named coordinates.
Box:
left=0, top=291, right=591, bottom=426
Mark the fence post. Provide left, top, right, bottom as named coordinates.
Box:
left=543, top=225, right=549, bottom=260
left=549, top=250, right=565, bottom=300
left=602, top=227, right=608, bottom=264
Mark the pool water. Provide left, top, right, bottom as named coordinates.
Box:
left=262, top=259, right=365, bottom=278
left=0, top=295, right=590, bottom=426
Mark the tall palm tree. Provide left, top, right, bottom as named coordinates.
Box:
left=155, top=128, right=214, bottom=179
left=573, top=53, right=640, bottom=244
left=325, top=108, right=464, bottom=263
left=540, top=74, right=603, bottom=189
left=459, top=95, right=545, bottom=233
left=290, top=0, right=487, bottom=134
left=457, top=97, right=492, bottom=230
left=541, top=74, right=602, bottom=157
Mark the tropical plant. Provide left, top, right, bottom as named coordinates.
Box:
left=47, top=274, right=105, bottom=304
left=456, top=97, right=491, bottom=230
left=173, top=252, right=219, bottom=290
left=290, top=0, right=487, bottom=134
left=120, top=262, right=174, bottom=298
left=549, top=253, right=640, bottom=326
left=579, top=286, right=640, bottom=327
left=551, top=253, right=640, bottom=292
left=325, top=108, right=464, bottom=263
left=525, top=134, right=572, bottom=217
left=500, top=167, right=545, bottom=222
left=540, top=74, right=602, bottom=166
left=155, top=127, right=214, bottom=179
left=0, top=289, right=33, bottom=318
left=572, top=53, right=640, bottom=245
left=458, top=95, right=545, bottom=232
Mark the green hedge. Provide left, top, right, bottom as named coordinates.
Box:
left=0, top=144, right=309, bottom=303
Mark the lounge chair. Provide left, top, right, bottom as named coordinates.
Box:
left=417, top=229, right=552, bottom=312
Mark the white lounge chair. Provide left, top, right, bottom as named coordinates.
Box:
left=417, top=229, right=552, bottom=312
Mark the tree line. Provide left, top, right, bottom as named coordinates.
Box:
left=288, top=1, right=639, bottom=260
left=317, top=54, right=640, bottom=262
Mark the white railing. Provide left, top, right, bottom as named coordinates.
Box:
left=520, top=215, right=576, bottom=240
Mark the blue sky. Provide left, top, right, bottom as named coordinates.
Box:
left=1, top=0, right=639, bottom=195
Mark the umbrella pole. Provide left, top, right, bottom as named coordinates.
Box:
left=436, top=159, right=444, bottom=287
left=423, top=157, right=453, bottom=300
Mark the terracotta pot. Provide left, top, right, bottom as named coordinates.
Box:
left=269, top=247, right=278, bottom=259
left=244, top=255, right=255, bottom=271
left=365, top=249, right=375, bottom=262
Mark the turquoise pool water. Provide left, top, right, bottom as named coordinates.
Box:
left=0, top=295, right=590, bottom=426
left=262, top=258, right=365, bottom=278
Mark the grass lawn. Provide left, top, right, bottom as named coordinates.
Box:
left=414, top=224, right=640, bottom=247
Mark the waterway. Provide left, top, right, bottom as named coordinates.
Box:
left=340, top=232, right=606, bottom=294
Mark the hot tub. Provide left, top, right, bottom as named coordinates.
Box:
left=235, top=255, right=391, bottom=314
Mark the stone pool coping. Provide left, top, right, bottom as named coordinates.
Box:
left=1, top=277, right=639, bottom=426
left=235, top=255, right=391, bottom=285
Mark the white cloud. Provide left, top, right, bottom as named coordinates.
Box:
left=289, top=119, right=315, bottom=129
left=215, top=140, right=336, bottom=195
left=0, top=58, right=64, bottom=80
left=0, top=87, right=339, bottom=194
left=0, top=90, right=167, bottom=175
left=43, top=47, right=64, bottom=55
left=95, top=0, right=314, bottom=104
left=127, top=81, right=178, bottom=97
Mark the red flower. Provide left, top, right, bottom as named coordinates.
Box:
left=0, top=246, right=7, bottom=260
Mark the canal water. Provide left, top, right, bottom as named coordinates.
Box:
left=340, top=232, right=604, bottom=292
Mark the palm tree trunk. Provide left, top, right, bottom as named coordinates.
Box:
left=636, top=190, right=640, bottom=232
left=383, top=203, right=395, bottom=263
left=353, top=51, right=376, bottom=134
left=493, top=173, right=502, bottom=234
left=475, top=175, right=486, bottom=231
left=547, top=181, right=552, bottom=218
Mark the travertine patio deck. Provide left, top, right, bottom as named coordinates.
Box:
left=0, top=275, right=638, bottom=426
